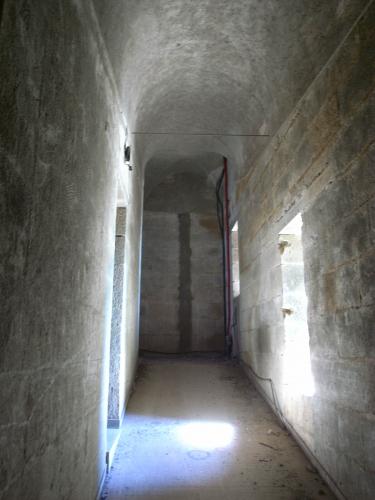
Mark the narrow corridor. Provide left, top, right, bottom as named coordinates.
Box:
left=1, top=2, right=374, bottom=498
left=102, top=356, right=333, bottom=500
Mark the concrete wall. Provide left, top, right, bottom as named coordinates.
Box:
left=0, top=2, right=142, bottom=499
left=122, top=154, right=143, bottom=401
left=236, top=3, right=375, bottom=499
left=108, top=208, right=126, bottom=428
left=140, top=172, right=224, bottom=353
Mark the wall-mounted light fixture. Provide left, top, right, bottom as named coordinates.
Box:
left=124, top=145, right=134, bottom=171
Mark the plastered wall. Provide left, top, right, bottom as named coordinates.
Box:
left=140, top=172, right=224, bottom=353
left=0, top=1, right=142, bottom=498
left=236, top=4, right=375, bottom=498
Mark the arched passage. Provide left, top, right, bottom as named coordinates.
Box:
left=140, top=152, right=225, bottom=353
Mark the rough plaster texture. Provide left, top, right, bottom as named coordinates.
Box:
left=236, top=3, right=375, bottom=498
left=140, top=211, right=179, bottom=352
left=94, top=0, right=367, bottom=175
left=122, top=151, right=143, bottom=405
left=140, top=170, right=224, bottom=353
left=108, top=208, right=126, bottom=428
left=1, top=0, right=374, bottom=498
left=0, top=1, right=142, bottom=498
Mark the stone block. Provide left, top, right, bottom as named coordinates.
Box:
left=349, top=142, right=375, bottom=207
left=335, top=306, right=375, bottom=358
left=308, top=314, right=338, bottom=360
left=312, top=358, right=375, bottom=414
left=335, top=452, right=375, bottom=500
left=338, top=408, right=375, bottom=472
left=311, top=397, right=340, bottom=452
left=328, top=207, right=371, bottom=266
left=359, top=251, right=375, bottom=306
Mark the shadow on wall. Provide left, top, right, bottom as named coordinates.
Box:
left=140, top=161, right=225, bottom=354
left=0, top=0, right=4, bottom=26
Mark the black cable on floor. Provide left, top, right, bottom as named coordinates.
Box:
left=241, top=358, right=348, bottom=500
left=241, top=359, right=285, bottom=425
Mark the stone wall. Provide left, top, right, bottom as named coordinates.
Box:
left=0, top=1, right=142, bottom=499
left=141, top=211, right=224, bottom=353
left=140, top=171, right=224, bottom=353
left=108, top=208, right=126, bottom=428
left=236, top=3, right=375, bottom=499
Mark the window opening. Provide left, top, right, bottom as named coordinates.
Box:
left=231, top=222, right=240, bottom=299
left=279, top=214, right=314, bottom=397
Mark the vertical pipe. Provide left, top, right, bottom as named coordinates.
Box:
left=223, top=157, right=232, bottom=350
left=0, top=0, right=4, bottom=28
left=216, top=170, right=227, bottom=343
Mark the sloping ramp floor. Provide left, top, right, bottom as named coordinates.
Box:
left=102, top=355, right=334, bottom=500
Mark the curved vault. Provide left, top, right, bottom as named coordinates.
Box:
left=94, top=0, right=366, bottom=176
left=144, top=152, right=224, bottom=204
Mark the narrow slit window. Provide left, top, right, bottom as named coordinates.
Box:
left=231, top=222, right=240, bottom=298
left=279, top=214, right=314, bottom=397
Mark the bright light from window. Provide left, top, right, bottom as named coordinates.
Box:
left=231, top=222, right=240, bottom=298
left=281, top=213, right=302, bottom=235
left=176, top=422, right=234, bottom=450
left=279, top=213, right=315, bottom=397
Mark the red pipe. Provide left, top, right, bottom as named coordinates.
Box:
left=223, top=157, right=232, bottom=339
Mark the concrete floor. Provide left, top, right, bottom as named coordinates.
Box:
left=102, top=356, right=334, bottom=500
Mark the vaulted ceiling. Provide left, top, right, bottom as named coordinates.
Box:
left=94, top=0, right=366, bottom=179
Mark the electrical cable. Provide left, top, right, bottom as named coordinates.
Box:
left=223, top=158, right=232, bottom=352
left=132, top=131, right=270, bottom=137
left=216, top=158, right=233, bottom=357
left=241, top=358, right=348, bottom=500
left=215, top=168, right=227, bottom=346
left=139, top=351, right=346, bottom=497
left=241, top=359, right=285, bottom=425
left=216, top=168, right=224, bottom=233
